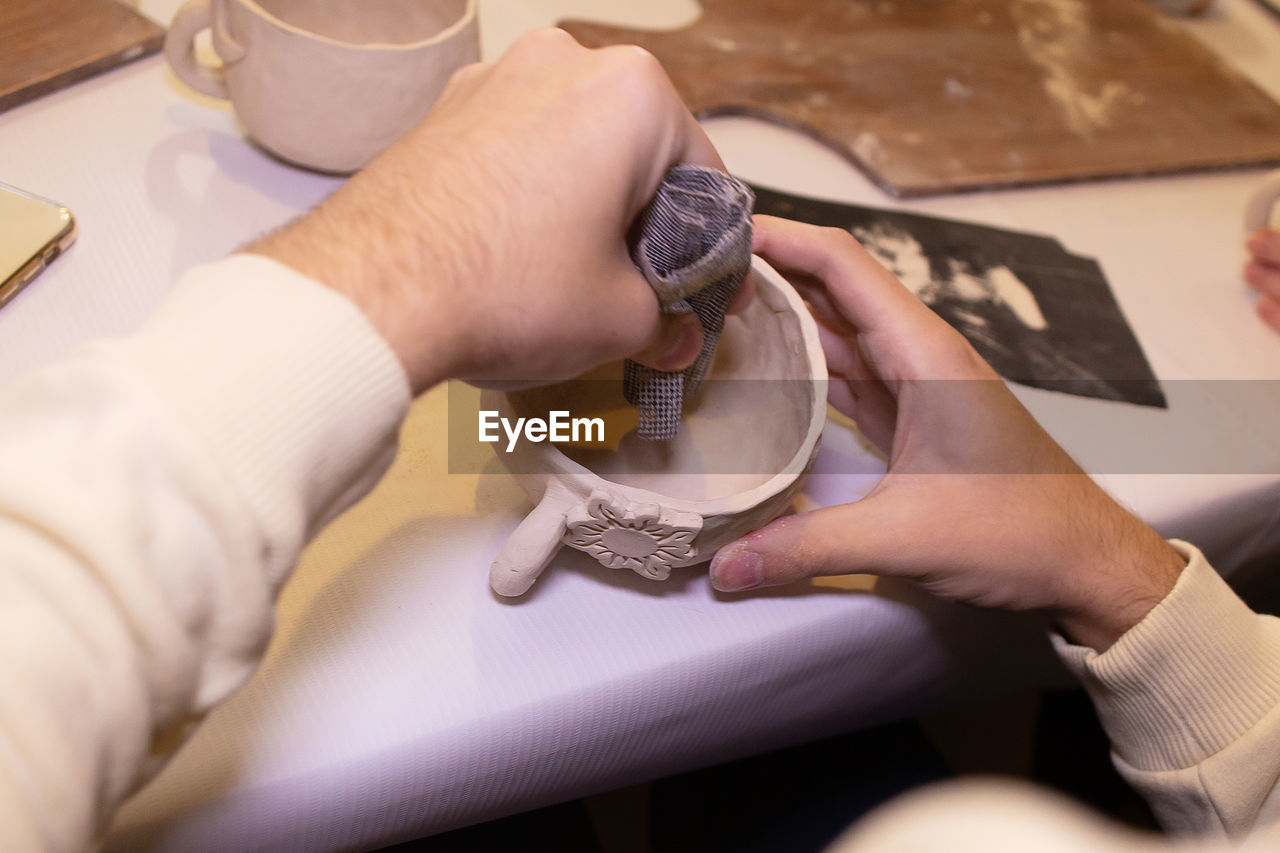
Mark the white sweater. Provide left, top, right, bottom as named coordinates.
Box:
left=0, top=256, right=409, bottom=850
left=1, top=256, right=1278, bottom=851
left=833, top=544, right=1280, bottom=852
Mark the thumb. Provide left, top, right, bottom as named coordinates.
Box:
left=630, top=312, right=704, bottom=372
left=708, top=500, right=913, bottom=592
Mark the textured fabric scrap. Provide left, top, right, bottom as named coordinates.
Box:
left=624, top=166, right=755, bottom=440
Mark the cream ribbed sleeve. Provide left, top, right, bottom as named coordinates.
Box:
left=832, top=541, right=1280, bottom=852
left=1054, top=540, right=1280, bottom=843
left=0, top=255, right=410, bottom=852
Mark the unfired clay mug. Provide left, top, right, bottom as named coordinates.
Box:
left=1245, top=169, right=1280, bottom=232
left=165, top=0, right=479, bottom=173
left=484, top=257, right=828, bottom=597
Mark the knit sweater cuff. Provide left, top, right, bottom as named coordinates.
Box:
left=1053, top=540, right=1280, bottom=772
left=122, top=253, right=412, bottom=587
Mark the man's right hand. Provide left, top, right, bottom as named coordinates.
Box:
left=710, top=217, right=1185, bottom=651
left=250, top=28, right=729, bottom=393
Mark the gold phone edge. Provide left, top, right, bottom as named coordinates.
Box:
left=0, top=207, right=77, bottom=308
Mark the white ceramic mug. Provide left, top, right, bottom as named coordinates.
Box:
left=1245, top=169, right=1280, bottom=232
left=165, top=0, right=479, bottom=173
left=484, top=257, right=828, bottom=597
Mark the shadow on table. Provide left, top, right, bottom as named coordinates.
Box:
left=144, top=109, right=342, bottom=279
left=104, top=513, right=509, bottom=851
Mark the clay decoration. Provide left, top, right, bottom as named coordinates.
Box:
left=165, top=0, right=479, bottom=173
left=484, top=257, right=828, bottom=597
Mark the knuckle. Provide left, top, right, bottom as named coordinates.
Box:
left=510, top=26, right=579, bottom=58
left=623, top=44, right=665, bottom=75
left=447, top=61, right=486, bottom=85
left=810, top=227, right=859, bottom=276
left=599, top=44, right=668, bottom=92
left=819, top=225, right=858, bottom=252
left=540, top=26, right=579, bottom=46
left=606, top=43, right=662, bottom=70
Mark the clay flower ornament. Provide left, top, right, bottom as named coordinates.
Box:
left=564, top=490, right=703, bottom=580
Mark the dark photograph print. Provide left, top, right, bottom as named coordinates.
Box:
left=752, top=184, right=1166, bottom=408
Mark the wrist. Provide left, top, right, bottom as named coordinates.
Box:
left=247, top=184, right=467, bottom=394
left=1050, top=510, right=1186, bottom=651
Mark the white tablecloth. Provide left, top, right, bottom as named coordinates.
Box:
left=1, top=1, right=1279, bottom=849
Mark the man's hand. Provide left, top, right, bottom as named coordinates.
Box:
left=1245, top=227, right=1280, bottom=332
left=250, top=28, right=732, bottom=392
left=710, top=217, right=1185, bottom=651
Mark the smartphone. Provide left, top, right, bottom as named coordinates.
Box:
left=0, top=183, right=77, bottom=309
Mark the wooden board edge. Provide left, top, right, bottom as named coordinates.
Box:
left=0, top=29, right=165, bottom=115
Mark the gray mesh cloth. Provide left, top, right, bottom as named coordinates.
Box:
left=624, top=165, right=755, bottom=440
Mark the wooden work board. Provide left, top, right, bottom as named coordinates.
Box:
left=561, top=0, right=1280, bottom=197
left=0, top=0, right=164, bottom=114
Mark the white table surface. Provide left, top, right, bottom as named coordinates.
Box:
left=3, top=1, right=1280, bottom=849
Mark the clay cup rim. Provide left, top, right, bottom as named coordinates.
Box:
left=488, top=256, right=829, bottom=518
left=233, top=0, right=478, bottom=51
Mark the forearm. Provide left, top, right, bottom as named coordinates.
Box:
left=1055, top=541, right=1280, bottom=842
left=0, top=256, right=409, bottom=850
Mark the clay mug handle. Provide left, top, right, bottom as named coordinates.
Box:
left=164, top=0, right=245, bottom=99
left=1245, top=169, right=1280, bottom=232
left=490, top=483, right=574, bottom=597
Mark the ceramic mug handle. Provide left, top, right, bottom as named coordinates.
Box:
left=164, top=0, right=245, bottom=99
left=1245, top=169, right=1280, bottom=232
left=489, top=483, right=574, bottom=597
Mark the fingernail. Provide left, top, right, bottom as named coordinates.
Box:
left=711, top=547, right=764, bottom=592
left=652, top=319, right=702, bottom=371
